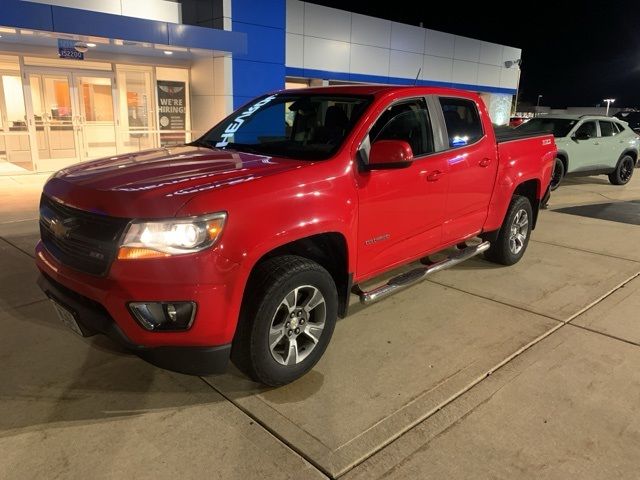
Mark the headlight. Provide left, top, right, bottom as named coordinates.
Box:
left=117, top=212, right=226, bottom=260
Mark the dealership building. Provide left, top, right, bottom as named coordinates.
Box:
left=0, top=0, right=521, bottom=174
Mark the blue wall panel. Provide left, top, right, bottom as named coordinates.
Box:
left=231, top=0, right=286, bottom=109
left=0, top=1, right=246, bottom=54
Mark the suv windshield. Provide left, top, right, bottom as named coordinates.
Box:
left=515, top=118, right=578, bottom=138
left=197, top=93, right=372, bottom=160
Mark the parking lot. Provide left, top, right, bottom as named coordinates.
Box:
left=2, top=172, right=640, bottom=479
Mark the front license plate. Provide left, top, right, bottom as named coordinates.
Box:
left=50, top=299, right=85, bottom=337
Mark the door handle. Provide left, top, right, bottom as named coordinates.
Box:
left=427, top=170, right=445, bottom=181
left=479, top=158, right=491, bottom=167
left=593, top=141, right=600, bottom=145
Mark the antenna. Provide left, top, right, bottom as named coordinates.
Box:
left=413, top=68, right=421, bottom=85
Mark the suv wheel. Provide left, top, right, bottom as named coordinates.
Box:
left=550, top=157, right=565, bottom=191
left=608, top=154, right=635, bottom=185
left=231, top=255, right=337, bottom=386
left=484, top=195, right=533, bottom=266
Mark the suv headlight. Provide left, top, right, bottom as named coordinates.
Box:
left=117, top=212, right=226, bottom=259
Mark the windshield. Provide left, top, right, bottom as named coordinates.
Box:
left=197, top=93, right=372, bottom=160
left=515, top=118, right=578, bottom=138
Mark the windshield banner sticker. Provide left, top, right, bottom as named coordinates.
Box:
left=215, top=95, right=277, bottom=148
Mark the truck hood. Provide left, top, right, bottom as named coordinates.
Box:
left=44, top=146, right=308, bottom=218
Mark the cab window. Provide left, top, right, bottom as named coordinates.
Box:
left=368, top=99, right=434, bottom=157
left=439, top=97, right=483, bottom=148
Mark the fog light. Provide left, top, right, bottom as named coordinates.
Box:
left=128, top=301, right=196, bottom=331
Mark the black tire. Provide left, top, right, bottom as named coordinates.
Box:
left=231, top=255, right=338, bottom=387
left=484, top=195, right=533, bottom=266
left=549, top=157, right=565, bottom=191
left=608, top=154, right=635, bottom=185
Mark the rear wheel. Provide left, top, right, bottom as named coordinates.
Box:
left=484, top=195, right=533, bottom=266
left=549, top=157, right=565, bottom=191
left=608, top=154, right=635, bottom=185
left=231, top=255, right=337, bottom=386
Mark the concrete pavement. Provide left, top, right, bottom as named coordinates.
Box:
left=1, top=171, right=640, bottom=478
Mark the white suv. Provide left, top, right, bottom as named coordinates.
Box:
left=516, top=115, right=639, bottom=189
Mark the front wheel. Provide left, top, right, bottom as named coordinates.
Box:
left=231, top=255, right=337, bottom=387
left=608, top=154, right=635, bottom=185
left=484, top=195, right=533, bottom=266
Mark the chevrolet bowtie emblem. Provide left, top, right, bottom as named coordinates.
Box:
left=49, top=217, right=75, bottom=239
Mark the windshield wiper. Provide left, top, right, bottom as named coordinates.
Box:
left=189, top=139, right=217, bottom=150
left=223, top=143, right=264, bottom=154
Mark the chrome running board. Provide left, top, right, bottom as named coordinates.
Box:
left=355, top=241, right=490, bottom=305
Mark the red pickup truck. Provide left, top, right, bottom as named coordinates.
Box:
left=36, top=86, right=555, bottom=386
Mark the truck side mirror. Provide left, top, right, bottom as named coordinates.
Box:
left=367, top=140, right=414, bottom=169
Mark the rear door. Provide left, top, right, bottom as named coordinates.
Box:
left=437, top=97, right=498, bottom=244
left=355, top=97, right=448, bottom=279
left=598, top=120, right=622, bottom=168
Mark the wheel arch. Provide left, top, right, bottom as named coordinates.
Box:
left=556, top=150, right=569, bottom=172
left=245, top=232, right=352, bottom=319
left=513, top=179, right=541, bottom=230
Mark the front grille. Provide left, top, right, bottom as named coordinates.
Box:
left=39, top=195, right=130, bottom=276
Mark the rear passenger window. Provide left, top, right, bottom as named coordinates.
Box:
left=439, top=97, right=483, bottom=148
left=599, top=121, right=615, bottom=137
left=614, top=122, right=625, bottom=134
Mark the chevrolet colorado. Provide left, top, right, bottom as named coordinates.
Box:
left=36, top=86, right=556, bottom=386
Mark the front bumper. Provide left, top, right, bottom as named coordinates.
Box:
left=38, top=272, right=231, bottom=375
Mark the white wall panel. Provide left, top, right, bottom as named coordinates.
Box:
left=286, top=33, right=303, bottom=68
left=453, top=36, right=480, bottom=62
left=479, top=41, right=503, bottom=66
left=499, top=67, right=519, bottom=89
left=422, top=55, right=452, bottom=83
left=28, top=0, right=181, bottom=23
left=122, top=0, right=181, bottom=23
left=424, top=29, right=454, bottom=58
left=304, top=36, right=350, bottom=72
left=351, top=13, right=391, bottom=48
left=286, top=0, right=304, bottom=34
left=389, top=50, right=423, bottom=79
left=452, top=60, right=478, bottom=85
left=350, top=44, right=389, bottom=76
left=303, top=3, right=351, bottom=42
left=477, top=64, right=500, bottom=87
left=390, top=22, right=425, bottom=54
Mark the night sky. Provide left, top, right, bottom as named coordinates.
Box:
left=307, top=0, right=640, bottom=108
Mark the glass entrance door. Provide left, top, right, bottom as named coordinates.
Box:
left=26, top=71, right=118, bottom=170
left=28, top=73, right=78, bottom=170
left=76, top=75, right=117, bottom=160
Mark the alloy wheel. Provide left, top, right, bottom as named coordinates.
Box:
left=269, top=285, right=326, bottom=366
left=508, top=209, right=529, bottom=255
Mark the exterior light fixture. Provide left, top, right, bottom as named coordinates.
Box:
left=86, top=42, right=96, bottom=48
left=163, top=50, right=173, bottom=55
left=603, top=98, right=615, bottom=116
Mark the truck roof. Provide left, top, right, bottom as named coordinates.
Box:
left=278, top=84, right=480, bottom=98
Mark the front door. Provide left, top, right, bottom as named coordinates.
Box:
left=356, top=98, right=448, bottom=280
left=567, top=120, right=601, bottom=173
